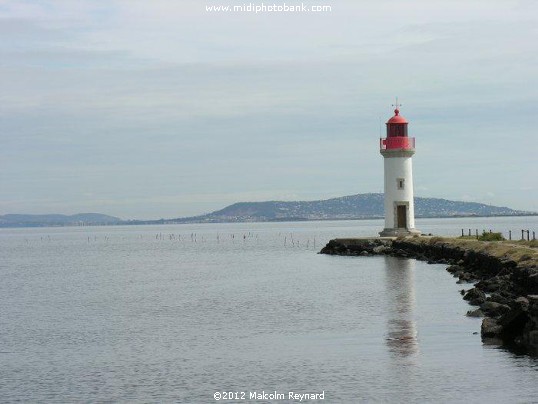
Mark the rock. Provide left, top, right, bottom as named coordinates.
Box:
left=487, top=293, right=512, bottom=306
left=471, top=296, right=486, bottom=306
left=500, top=258, right=517, bottom=268
left=480, top=301, right=511, bottom=317
left=475, top=276, right=511, bottom=293
left=463, top=288, right=486, bottom=306
left=481, top=318, right=502, bottom=338
left=394, top=249, right=407, bottom=257
left=460, top=289, right=465, bottom=295
left=467, top=309, right=484, bottom=317
left=515, top=296, right=529, bottom=309
left=498, top=307, right=529, bottom=339
left=360, top=251, right=369, bottom=256
left=522, top=296, right=538, bottom=354
left=528, top=273, right=538, bottom=294
left=373, top=245, right=390, bottom=254
left=523, top=331, right=538, bottom=355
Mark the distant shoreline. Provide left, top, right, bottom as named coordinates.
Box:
left=1, top=213, right=537, bottom=229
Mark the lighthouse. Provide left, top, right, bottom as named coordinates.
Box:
left=379, top=101, right=420, bottom=237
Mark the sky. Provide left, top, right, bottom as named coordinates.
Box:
left=0, top=0, right=537, bottom=219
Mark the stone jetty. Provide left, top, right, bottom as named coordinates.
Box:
left=320, top=236, right=538, bottom=356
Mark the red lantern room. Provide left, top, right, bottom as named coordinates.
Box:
left=386, top=108, right=408, bottom=137
left=380, top=103, right=415, bottom=151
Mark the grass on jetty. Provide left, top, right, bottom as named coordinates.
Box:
left=411, top=236, right=538, bottom=267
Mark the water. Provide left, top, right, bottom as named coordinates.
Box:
left=1, top=217, right=537, bottom=403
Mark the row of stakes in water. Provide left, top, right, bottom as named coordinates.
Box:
left=27, top=232, right=318, bottom=249
left=154, top=232, right=317, bottom=249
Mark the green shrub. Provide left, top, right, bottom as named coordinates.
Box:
left=478, top=231, right=504, bottom=241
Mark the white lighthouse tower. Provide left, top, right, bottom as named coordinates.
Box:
left=379, top=101, right=420, bottom=237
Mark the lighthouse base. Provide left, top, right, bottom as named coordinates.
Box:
left=379, top=228, right=421, bottom=237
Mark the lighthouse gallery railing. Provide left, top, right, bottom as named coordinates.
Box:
left=380, top=137, right=415, bottom=150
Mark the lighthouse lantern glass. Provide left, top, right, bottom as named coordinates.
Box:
left=387, top=123, right=408, bottom=138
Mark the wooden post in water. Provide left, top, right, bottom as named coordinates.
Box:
left=509, top=230, right=512, bottom=240
left=468, top=229, right=471, bottom=236
left=527, top=230, right=530, bottom=241
left=476, top=229, right=479, bottom=239
left=522, top=229, right=525, bottom=240
left=461, top=229, right=464, bottom=237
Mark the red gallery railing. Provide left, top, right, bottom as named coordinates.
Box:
left=380, top=137, right=415, bottom=150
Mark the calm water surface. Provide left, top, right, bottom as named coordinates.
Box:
left=1, top=217, right=537, bottom=403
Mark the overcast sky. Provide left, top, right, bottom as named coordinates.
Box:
left=0, top=0, right=537, bottom=219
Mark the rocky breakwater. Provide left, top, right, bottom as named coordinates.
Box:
left=320, top=237, right=538, bottom=355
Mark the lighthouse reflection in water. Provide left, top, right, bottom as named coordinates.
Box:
left=384, top=256, right=418, bottom=357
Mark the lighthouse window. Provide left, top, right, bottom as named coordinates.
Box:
left=397, top=178, right=405, bottom=190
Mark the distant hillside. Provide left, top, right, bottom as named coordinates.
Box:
left=1, top=194, right=533, bottom=228
left=170, top=193, right=534, bottom=223
left=0, top=213, right=122, bottom=227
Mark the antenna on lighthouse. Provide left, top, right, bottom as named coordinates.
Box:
left=392, top=97, right=402, bottom=112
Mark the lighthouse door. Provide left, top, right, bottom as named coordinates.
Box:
left=397, top=205, right=407, bottom=228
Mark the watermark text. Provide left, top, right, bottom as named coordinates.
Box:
left=206, top=3, right=332, bottom=14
